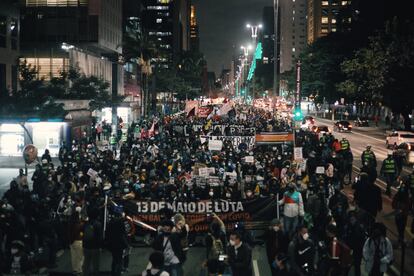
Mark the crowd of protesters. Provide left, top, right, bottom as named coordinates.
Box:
left=0, top=105, right=409, bottom=276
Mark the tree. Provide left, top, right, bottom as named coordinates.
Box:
left=339, top=18, right=414, bottom=129
left=0, top=60, right=66, bottom=118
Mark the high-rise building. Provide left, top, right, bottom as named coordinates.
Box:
left=0, top=0, right=19, bottom=95
left=256, top=6, right=278, bottom=91
left=279, top=0, right=307, bottom=73
left=142, top=0, right=190, bottom=68
left=190, top=5, right=199, bottom=52
left=307, top=0, right=351, bottom=44
left=20, top=0, right=124, bottom=94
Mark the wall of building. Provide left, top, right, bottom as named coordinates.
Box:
left=98, top=0, right=123, bottom=54
left=0, top=0, right=19, bottom=95
left=280, top=0, right=307, bottom=73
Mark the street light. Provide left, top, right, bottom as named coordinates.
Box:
left=240, top=45, right=253, bottom=57
left=246, top=23, right=263, bottom=39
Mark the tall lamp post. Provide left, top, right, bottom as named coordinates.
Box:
left=240, top=45, right=252, bottom=101
left=273, top=0, right=280, bottom=96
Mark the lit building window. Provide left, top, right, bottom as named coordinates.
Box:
left=321, top=28, right=328, bottom=33
left=26, top=0, right=87, bottom=7
left=321, top=17, right=329, bottom=24
left=23, top=57, right=69, bottom=80
left=332, top=28, right=337, bottom=32
left=292, top=48, right=296, bottom=52
left=158, top=0, right=170, bottom=3
left=322, top=1, right=329, bottom=6
left=156, top=18, right=162, bottom=23
left=332, top=18, right=336, bottom=24
left=341, top=1, right=348, bottom=5
left=147, top=6, right=169, bottom=10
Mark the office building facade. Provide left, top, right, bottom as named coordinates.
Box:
left=279, top=0, right=307, bottom=73
left=0, top=0, right=20, bottom=95
left=307, top=0, right=351, bottom=44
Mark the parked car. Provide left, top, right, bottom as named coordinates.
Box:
left=393, top=142, right=414, bottom=164
left=333, top=120, right=353, bottom=132
left=386, top=131, right=414, bottom=148
left=354, top=117, right=369, bottom=127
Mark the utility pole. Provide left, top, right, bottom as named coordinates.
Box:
left=273, top=0, right=280, bottom=96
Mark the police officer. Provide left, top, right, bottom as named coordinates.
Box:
left=381, top=152, right=398, bottom=196
left=340, top=137, right=350, bottom=152
left=361, top=145, right=377, bottom=169
left=110, top=134, right=118, bottom=153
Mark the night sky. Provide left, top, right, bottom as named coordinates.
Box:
left=193, top=0, right=272, bottom=76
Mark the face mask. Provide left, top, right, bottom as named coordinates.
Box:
left=226, top=193, right=231, bottom=198
left=124, top=188, right=129, bottom=193
left=229, top=240, right=236, bottom=246
left=302, top=233, right=309, bottom=241
left=209, top=192, right=214, bottom=197
left=75, top=206, right=82, bottom=213
left=11, top=248, right=18, bottom=255
left=273, top=226, right=280, bottom=232
left=246, top=192, right=252, bottom=197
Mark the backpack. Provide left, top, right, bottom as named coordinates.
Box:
left=208, top=236, right=224, bottom=260
left=83, top=222, right=96, bottom=243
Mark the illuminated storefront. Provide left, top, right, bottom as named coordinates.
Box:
left=0, top=120, right=68, bottom=157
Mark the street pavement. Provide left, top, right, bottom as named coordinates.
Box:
left=316, top=117, right=414, bottom=276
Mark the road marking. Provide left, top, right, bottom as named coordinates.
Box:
left=253, top=260, right=260, bottom=276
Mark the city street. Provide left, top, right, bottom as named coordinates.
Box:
left=316, top=117, right=414, bottom=276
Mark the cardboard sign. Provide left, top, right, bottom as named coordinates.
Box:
left=198, top=167, right=209, bottom=177
left=316, top=166, right=325, bottom=174
left=294, top=147, right=303, bottom=160
left=244, top=156, right=254, bottom=163
left=208, top=139, right=223, bottom=151
left=87, top=168, right=98, bottom=178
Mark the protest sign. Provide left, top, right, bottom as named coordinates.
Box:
left=124, top=197, right=278, bottom=233
left=294, top=147, right=303, bottom=160
left=208, top=139, right=223, bottom=151
left=87, top=168, right=98, bottom=178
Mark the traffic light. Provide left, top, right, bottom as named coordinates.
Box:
left=293, top=105, right=303, bottom=121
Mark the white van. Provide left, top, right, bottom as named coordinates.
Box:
left=386, top=131, right=414, bottom=148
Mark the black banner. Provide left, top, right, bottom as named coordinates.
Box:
left=124, top=197, right=278, bottom=232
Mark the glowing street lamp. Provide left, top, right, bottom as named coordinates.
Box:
left=246, top=23, right=263, bottom=39
left=240, top=45, right=253, bottom=57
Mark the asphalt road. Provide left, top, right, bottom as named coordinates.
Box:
left=316, top=117, right=414, bottom=276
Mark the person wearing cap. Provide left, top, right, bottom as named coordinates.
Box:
left=153, top=220, right=185, bottom=276
left=265, top=219, right=288, bottom=276
left=278, top=184, right=305, bottom=237
left=380, top=152, right=398, bottom=196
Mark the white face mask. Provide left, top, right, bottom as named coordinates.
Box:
left=11, top=248, right=18, bottom=254
left=246, top=192, right=252, bottom=197
left=273, top=226, right=280, bottom=232
left=226, top=193, right=231, bottom=198
left=229, top=240, right=236, bottom=246
left=302, top=233, right=309, bottom=240
left=209, top=192, right=214, bottom=197
left=75, top=206, right=82, bottom=213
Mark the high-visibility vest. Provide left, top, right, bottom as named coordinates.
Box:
left=362, top=150, right=374, bottom=161
left=340, top=139, right=350, bottom=150
left=110, top=136, right=117, bottom=145
left=383, top=159, right=396, bottom=174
